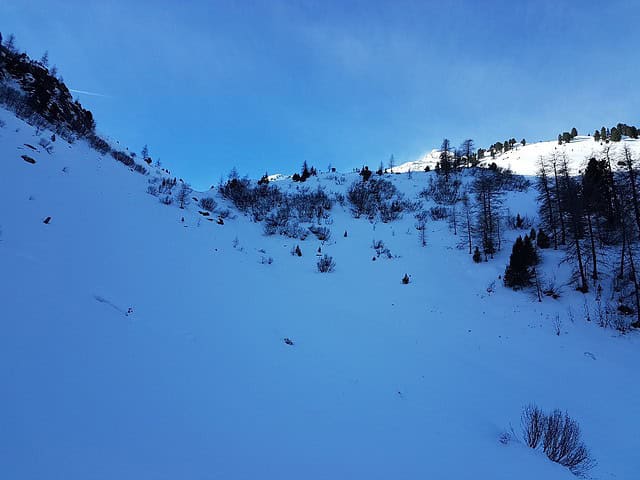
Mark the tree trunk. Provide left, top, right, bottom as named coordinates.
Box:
left=553, top=159, right=567, bottom=245
left=587, top=213, right=598, bottom=282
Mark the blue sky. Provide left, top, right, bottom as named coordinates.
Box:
left=2, top=0, right=639, bottom=189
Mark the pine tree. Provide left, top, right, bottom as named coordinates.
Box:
left=504, top=236, right=533, bottom=288
left=593, top=130, right=600, bottom=142
left=473, top=246, right=482, bottom=263
left=600, top=126, right=607, bottom=141
left=537, top=229, right=551, bottom=248
left=570, top=127, right=578, bottom=138
left=610, top=127, right=622, bottom=142
left=439, top=139, right=452, bottom=181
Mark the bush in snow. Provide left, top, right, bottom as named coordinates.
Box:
left=521, top=404, right=546, bottom=449
left=317, top=254, right=335, bottom=273
left=199, top=197, right=217, bottom=212
left=520, top=404, right=595, bottom=477
left=219, top=172, right=254, bottom=212
left=507, top=213, right=533, bottom=230
left=309, top=225, right=331, bottom=241
left=347, top=178, right=412, bottom=222
left=429, top=206, right=448, bottom=221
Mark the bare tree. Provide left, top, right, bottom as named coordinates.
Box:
left=176, top=182, right=192, bottom=209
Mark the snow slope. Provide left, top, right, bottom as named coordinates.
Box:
left=1, top=108, right=639, bottom=479
left=397, top=136, right=640, bottom=176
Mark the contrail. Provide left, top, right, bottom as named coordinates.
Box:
left=69, top=88, right=111, bottom=98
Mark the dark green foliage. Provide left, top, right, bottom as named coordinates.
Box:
left=537, top=228, right=551, bottom=249
left=610, top=127, right=621, bottom=142
left=439, top=138, right=452, bottom=179
left=292, top=161, right=317, bottom=182
left=593, top=129, right=600, bottom=142
left=504, top=235, right=538, bottom=289
left=257, top=172, right=269, bottom=185
left=570, top=127, right=578, bottom=138
left=530, top=227, right=536, bottom=240
left=360, top=166, right=372, bottom=182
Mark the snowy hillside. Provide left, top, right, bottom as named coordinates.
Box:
left=397, top=136, right=640, bottom=176
left=1, top=107, right=639, bottom=480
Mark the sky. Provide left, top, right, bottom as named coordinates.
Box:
left=2, top=0, right=639, bottom=189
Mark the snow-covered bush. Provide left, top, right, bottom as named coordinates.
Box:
left=309, top=225, right=331, bottom=241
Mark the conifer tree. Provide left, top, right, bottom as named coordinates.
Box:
left=537, top=228, right=551, bottom=248
left=610, top=127, right=622, bottom=142
left=504, top=236, right=535, bottom=288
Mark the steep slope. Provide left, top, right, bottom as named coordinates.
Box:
left=1, top=108, right=639, bottom=480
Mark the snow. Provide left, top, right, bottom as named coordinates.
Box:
left=1, top=108, right=639, bottom=479
left=396, top=136, right=640, bottom=176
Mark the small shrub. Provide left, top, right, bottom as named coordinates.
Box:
left=402, top=273, right=410, bottom=284
left=520, top=404, right=595, bottom=477
left=543, top=410, right=595, bottom=476
left=472, top=246, right=482, bottom=263
left=521, top=404, right=545, bottom=449
left=429, top=206, right=448, bottom=221
left=372, top=239, right=392, bottom=259
left=317, top=254, right=335, bottom=273
left=199, top=197, right=217, bottom=212
left=309, top=225, right=331, bottom=241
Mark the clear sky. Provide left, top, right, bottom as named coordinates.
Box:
left=2, top=0, right=639, bottom=189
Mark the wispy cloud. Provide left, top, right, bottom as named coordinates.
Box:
left=69, top=88, right=111, bottom=98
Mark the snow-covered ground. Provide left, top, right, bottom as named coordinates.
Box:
left=1, top=108, right=638, bottom=479
left=397, top=136, right=640, bottom=176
